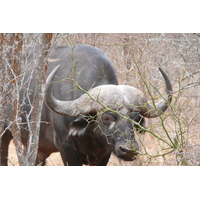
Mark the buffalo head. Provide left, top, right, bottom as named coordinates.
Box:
left=44, top=65, right=172, bottom=161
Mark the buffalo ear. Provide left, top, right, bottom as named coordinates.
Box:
left=69, top=117, right=88, bottom=137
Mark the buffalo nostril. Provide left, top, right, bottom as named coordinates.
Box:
left=119, top=145, right=139, bottom=154
left=119, top=146, right=125, bottom=152
left=119, top=146, right=129, bottom=153
left=116, top=146, right=138, bottom=161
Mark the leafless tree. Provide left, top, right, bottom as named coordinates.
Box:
left=0, top=33, right=55, bottom=165
left=1, top=33, right=200, bottom=166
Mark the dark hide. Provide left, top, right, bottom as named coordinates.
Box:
left=1, top=44, right=142, bottom=166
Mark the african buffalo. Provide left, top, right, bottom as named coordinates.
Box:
left=1, top=44, right=172, bottom=166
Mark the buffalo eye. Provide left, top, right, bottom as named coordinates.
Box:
left=130, top=111, right=141, bottom=122
left=101, top=112, right=117, bottom=126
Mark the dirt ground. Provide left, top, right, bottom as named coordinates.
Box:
left=8, top=141, right=63, bottom=166
left=7, top=141, right=137, bottom=166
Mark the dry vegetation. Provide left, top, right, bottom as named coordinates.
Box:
left=3, top=33, right=200, bottom=166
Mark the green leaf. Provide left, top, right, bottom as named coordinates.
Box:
left=174, top=138, right=179, bottom=148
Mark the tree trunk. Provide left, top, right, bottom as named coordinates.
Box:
left=1, top=34, right=53, bottom=165
left=5, top=33, right=26, bottom=165
left=26, top=33, right=53, bottom=165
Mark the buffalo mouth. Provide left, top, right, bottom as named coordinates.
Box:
left=115, top=146, right=139, bottom=161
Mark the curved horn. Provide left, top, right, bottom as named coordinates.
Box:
left=139, top=67, right=173, bottom=118
left=45, top=65, right=172, bottom=118
left=44, top=65, right=122, bottom=116
left=44, top=65, right=98, bottom=116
